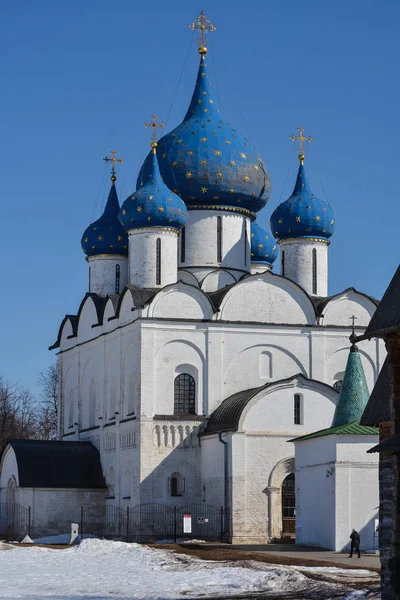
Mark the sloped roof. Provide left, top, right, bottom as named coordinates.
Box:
left=331, top=345, right=370, bottom=428
left=203, top=374, right=336, bottom=435
left=367, top=434, right=400, bottom=454
left=360, top=358, right=391, bottom=426
left=291, top=422, right=378, bottom=442
left=8, top=440, right=106, bottom=489
left=356, top=265, right=400, bottom=340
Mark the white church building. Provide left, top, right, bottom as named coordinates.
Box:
left=0, top=13, right=383, bottom=544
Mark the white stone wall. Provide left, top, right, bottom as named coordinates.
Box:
left=179, top=210, right=251, bottom=289
left=279, top=238, right=328, bottom=297
left=295, top=434, right=379, bottom=551
left=87, top=255, right=128, bottom=296
left=128, top=228, right=179, bottom=288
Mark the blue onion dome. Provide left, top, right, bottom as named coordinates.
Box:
left=136, top=51, right=271, bottom=218
left=251, top=222, right=278, bottom=265
left=270, top=160, right=335, bottom=241
left=81, top=177, right=128, bottom=257
left=119, top=142, right=188, bottom=231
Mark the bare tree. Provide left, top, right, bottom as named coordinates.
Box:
left=0, top=376, right=38, bottom=452
left=36, top=364, right=58, bottom=440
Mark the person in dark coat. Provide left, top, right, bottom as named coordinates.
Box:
left=349, top=529, right=361, bottom=558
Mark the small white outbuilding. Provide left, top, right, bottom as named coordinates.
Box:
left=293, top=343, right=379, bottom=552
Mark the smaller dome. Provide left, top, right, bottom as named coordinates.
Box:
left=251, top=222, right=277, bottom=265
left=81, top=182, right=128, bottom=257
left=270, top=162, right=335, bottom=241
left=119, top=148, right=187, bottom=231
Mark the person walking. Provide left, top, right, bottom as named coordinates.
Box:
left=349, top=529, right=361, bottom=558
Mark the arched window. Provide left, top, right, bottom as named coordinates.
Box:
left=217, top=216, right=222, bottom=263
left=115, top=264, right=120, bottom=294
left=156, top=238, right=161, bottom=285
left=312, top=248, right=317, bottom=295
left=180, top=227, right=186, bottom=263
left=174, top=374, right=196, bottom=414
left=170, top=472, right=184, bottom=496
left=281, top=250, right=285, bottom=277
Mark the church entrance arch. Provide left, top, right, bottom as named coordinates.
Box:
left=266, top=457, right=295, bottom=540
left=282, top=473, right=295, bottom=537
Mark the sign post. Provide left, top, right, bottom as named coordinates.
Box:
left=183, top=513, right=192, bottom=534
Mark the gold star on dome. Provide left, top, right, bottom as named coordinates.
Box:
left=322, top=206, right=326, bottom=211
left=201, top=137, right=207, bottom=142
left=201, top=159, right=207, bottom=165
left=258, top=243, right=263, bottom=249
left=214, top=150, right=222, bottom=156
left=93, top=227, right=97, bottom=230
left=92, top=245, right=96, bottom=249
left=213, top=195, right=219, bottom=200
left=177, top=139, right=183, bottom=144
left=131, top=195, right=135, bottom=200
left=186, top=172, right=193, bottom=178
left=306, top=205, right=311, bottom=210
left=188, top=150, right=194, bottom=155
left=243, top=175, right=250, bottom=182
left=158, top=207, right=164, bottom=213
left=149, top=195, right=154, bottom=200
left=122, top=209, right=126, bottom=215
left=197, top=99, right=202, bottom=104
left=315, top=216, right=321, bottom=222
left=278, top=218, right=283, bottom=224
left=137, top=206, right=143, bottom=212
left=201, top=187, right=208, bottom=193
left=177, top=209, right=181, bottom=214
left=212, top=131, right=217, bottom=135
left=171, top=161, right=178, bottom=167
left=254, top=164, right=259, bottom=170
left=202, top=91, right=207, bottom=95
left=330, top=219, right=335, bottom=225
left=296, top=216, right=301, bottom=222
left=148, top=217, right=152, bottom=221
left=84, top=237, right=88, bottom=243
left=273, top=246, right=277, bottom=251
left=201, top=71, right=206, bottom=77
left=209, top=99, right=214, bottom=104
left=98, top=235, right=103, bottom=241
left=229, top=188, right=234, bottom=194
left=240, top=152, right=247, bottom=158
left=265, top=235, right=269, bottom=240
left=204, top=108, right=209, bottom=113
left=230, top=160, right=236, bottom=166
left=306, top=227, right=311, bottom=232
left=217, top=172, right=222, bottom=178
left=117, top=235, right=122, bottom=241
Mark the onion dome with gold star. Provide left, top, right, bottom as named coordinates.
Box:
left=250, top=222, right=278, bottom=266
left=119, top=127, right=188, bottom=231
left=136, top=11, right=271, bottom=219
left=81, top=158, right=128, bottom=257
left=270, top=128, right=335, bottom=242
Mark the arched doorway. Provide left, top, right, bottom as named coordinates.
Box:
left=282, top=473, right=295, bottom=537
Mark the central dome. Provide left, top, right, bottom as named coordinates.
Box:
left=137, top=53, right=271, bottom=217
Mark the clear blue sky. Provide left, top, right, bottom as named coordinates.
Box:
left=1, top=0, right=399, bottom=396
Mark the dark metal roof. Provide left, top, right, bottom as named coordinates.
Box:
left=360, top=358, right=391, bottom=426
left=367, top=434, right=400, bottom=454
left=8, top=440, right=106, bottom=489
left=355, top=265, right=400, bottom=341
left=203, top=374, right=337, bottom=435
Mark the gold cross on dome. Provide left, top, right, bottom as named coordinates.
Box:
left=144, top=114, right=165, bottom=147
left=290, top=126, right=312, bottom=164
left=189, top=10, right=216, bottom=53
left=103, top=150, right=123, bottom=181
left=350, top=314, right=357, bottom=333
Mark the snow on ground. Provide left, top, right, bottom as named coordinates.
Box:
left=0, top=539, right=379, bottom=600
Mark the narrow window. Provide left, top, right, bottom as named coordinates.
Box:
left=181, top=227, right=186, bottom=263
left=115, top=264, right=120, bottom=294
left=217, top=216, right=222, bottom=263
left=89, top=266, right=91, bottom=290
left=174, top=374, right=196, bottom=414
left=170, top=472, right=184, bottom=496
left=312, top=248, right=317, bottom=295
left=156, top=238, right=161, bottom=285
left=171, top=476, right=178, bottom=496
left=281, top=250, right=285, bottom=276
left=294, top=394, right=301, bottom=425
left=244, top=221, right=248, bottom=266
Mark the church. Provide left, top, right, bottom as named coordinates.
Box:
left=0, top=12, right=383, bottom=544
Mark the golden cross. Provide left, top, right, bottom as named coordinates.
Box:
left=350, top=315, right=357, bottom=332
left=144, top=115, right=165, bottom=152
left=189, top=10, right=216, bottom=53
left=103, top=150, right=123, bottom=180
left=290, top=126, right=312, bottom=163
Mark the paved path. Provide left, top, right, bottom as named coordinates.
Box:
left=198, top=543, right=380, bottom=570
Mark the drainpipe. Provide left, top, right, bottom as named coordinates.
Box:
left=218, top=432, right=228, bottom=532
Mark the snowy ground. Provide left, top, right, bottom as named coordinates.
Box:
left=0, top=539, right=379, bottom=600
